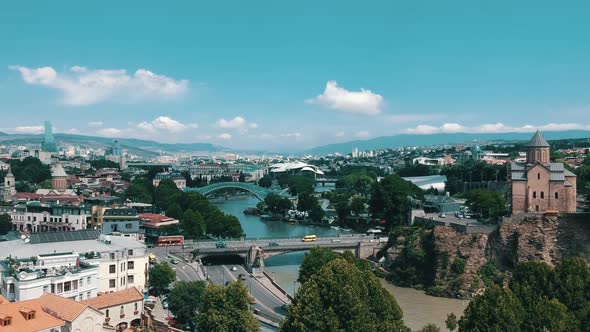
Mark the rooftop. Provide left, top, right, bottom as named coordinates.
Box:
left=527, top=130, right=550, bottom=148
left=81, top=287, right=143, bottom=309
left=36, top=293, right=95, bottom=322
left=0, top=298, right=64, bottom=332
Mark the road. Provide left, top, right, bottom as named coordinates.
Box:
left=204, top=264, right=288, bottom=323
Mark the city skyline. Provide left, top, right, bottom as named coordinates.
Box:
left=2, top=1, right=590, bottom=150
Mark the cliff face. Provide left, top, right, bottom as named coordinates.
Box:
left=490, top=213, right=590, bottom=269
left=382, top=213, right=590, bottom=298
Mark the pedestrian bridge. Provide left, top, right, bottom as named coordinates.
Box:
left=184, top=182, right=286, bottom=201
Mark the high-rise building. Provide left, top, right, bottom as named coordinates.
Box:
left=41, top=121, right=58, bottom=153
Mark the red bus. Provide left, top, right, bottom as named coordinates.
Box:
left=156, top=235, right=184, bottom=247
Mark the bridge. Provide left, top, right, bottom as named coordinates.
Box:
left=174, top=234, right=385, bottom=264
left=184, top=182, right=286, bottom=201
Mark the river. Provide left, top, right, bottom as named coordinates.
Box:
left=214, top=193, right=466, bottom=331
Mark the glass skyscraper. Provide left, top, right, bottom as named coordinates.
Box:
left=41, top=120, right=57, bottom=152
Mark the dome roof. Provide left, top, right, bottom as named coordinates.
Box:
left=51, top=164, right=67, bottom=177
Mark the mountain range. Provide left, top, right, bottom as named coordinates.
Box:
left=304, top=131, right=590, bottom=155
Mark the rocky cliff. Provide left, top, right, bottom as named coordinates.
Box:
left=382, top=213, right=590, bottom=298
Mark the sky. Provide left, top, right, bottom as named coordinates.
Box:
left=1, top=0, right=590, bottom=151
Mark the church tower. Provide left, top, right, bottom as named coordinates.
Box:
left=526, top=130, right=550, bottom=164
left=3, top=166, right=16, bottom=200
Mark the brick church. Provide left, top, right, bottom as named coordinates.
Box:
left=509, top=131, right=577, bottom=213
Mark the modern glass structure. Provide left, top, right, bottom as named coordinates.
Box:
left=41, top=120, right=57, bottom=152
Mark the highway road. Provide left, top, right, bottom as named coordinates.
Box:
left=186, top=233, right=369, bottom=250
left=204, top=264, right=288, bottom=323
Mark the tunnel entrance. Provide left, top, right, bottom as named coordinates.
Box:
left=201, top=254, right=245, bottom=265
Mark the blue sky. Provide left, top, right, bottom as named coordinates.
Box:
left=1, top=0, right=590, bottom=151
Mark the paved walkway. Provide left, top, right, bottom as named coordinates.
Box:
left=256, top=273, right=291, bottom=304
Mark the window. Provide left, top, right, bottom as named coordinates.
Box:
left=128, top=261, right=134, bottom=270
left=109, top=279, right=116, bottom=288
left=121, top=262, right=125, bottom=271
left=57, top=283, right=63, bottom=293
left=1, top=318, right=10, bottom=326
left=79, top=278, right=83, bottom=287
left=555, top=192, right=559, bottom=199
left=134, top=302, right=138, bottom=312
left=533, top=191, right=537, bottom=199
left=87, top=277, right=91, bottom=284
left=72, top=280, right=78, bottom=290
left=120, top=305, right=124, bottom=315
left=121, top=277, right=126, bottom=285
left=541, top=192, right=544, bottom=199
left=109, top=264, right=116, bottom=274
left=64, top=281, right=71, bottom=292
left=127, top=275, right=134, bottom=284
left=86, top=291, right=91, bottom=299
left=106, top=309, right=109, bottom=318
left=538, top=173, right=541, bottom=180
left=110, top=253, right=115, bottom=260
left=536, top=205, right=540, bottom=212
left=43, top=285, right=49, bottom=293
left=127, top=249, right=133, bottom=256
left=125, top=223, right=133, bottom=229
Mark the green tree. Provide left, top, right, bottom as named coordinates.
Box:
left=297, top=193, right=318, bottom=213
left=197, top=282, right=259, bottom=332
left=0, top=214, right=11, bottom=235
left=258, top=175, right=273, bottom=188
left=417, top=324, right=440, bottom=332
left=298, top=247, right=371, bottom=284
left=308, top=205, right=324, bottom=223
left=281, top=258, right=409, bottom=332
left=458, top=285, right=525, bottom=332
left=369, top=174, right=423, bottom=227
left=149, top=262, right=176, bottom=296
left=552, top=257, right=590, bottom=312
left=465, top=189, right=508, bottom=220
left=168, top=280, right=207, bottom=330
left=166, top=203, right=183, bottom=220
left=181, top=209, right=206, bottom=239
left=445, top=313, right=458, bottom=331
left=349, top=195, right=366, bottom=217
left=264, top=193, right=292, bottom=216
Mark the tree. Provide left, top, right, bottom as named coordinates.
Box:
left=349, top=195, right=366, bottom=217
left=166, top=203, right=183, bottom=220
left=458, top=285, right=525, bottom=332
left=296, top=193, right=318, bottom=213
left=308, top=205, right=324, bottom=223
left=281, top=258, right=409, bottom=332
left=258, top=175, right=272, bottom=188
left=0, top=214, right=11, bottom=235
left=465, top=189, right=508, bottom=220
left=168, top=281, right=207, bottom=330
left=197, top=282, right=259, bottom=332
left=298, top=247, right=371, bottom=284
left=445, top=313, right=458, bottom=331
left=264, top=193, right=292, bottom=216
left=149, top=262, right=176, bottom=296
left=181, top=209, right=206, bottom=239
left=369, top=174, right=424, bottom=227
left=417, top=324, right=440, bottom=332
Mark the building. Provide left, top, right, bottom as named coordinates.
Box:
left=3, top=201, right=90, bottom=233
left=509, top=131, right=577, bottom=213
left=401, top=175, right=448, bottom=193
left=36, top=293, right=104, bottom=332
left=0, top=252, right=100, bottom=302
left=41, top=121, right=58, bottom=153
left=82, top=287, right=143, bottom=331
left=0, top=230, right=149, bottom=296
left=152, top=172, right=186, bottom=189
left=1, top=167, right=16, bottom=201
left=91, top=208, right=140, bottom=237
left=51, top=164, right=68, bottom=190
left=0, top=295, right=65, bottom=331
left=138, top=213, right=180, bottom=243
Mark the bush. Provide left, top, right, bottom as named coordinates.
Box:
left=450, top=258, right=466, bottom=275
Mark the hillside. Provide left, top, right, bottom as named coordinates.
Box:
left=305, top=130, right=590, bottom=155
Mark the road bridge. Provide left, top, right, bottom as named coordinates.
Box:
left=184, top=182, right=287, bottom=201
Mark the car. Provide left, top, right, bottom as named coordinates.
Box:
left=248, top=296, right=257, bottom=304
left=216, top=241, right=227, bottom=248
left=439, top=213, right=446, bottom=218
left=146, top=243, right=155, bottom=248
left=231, top=266, right=237, bottom=272
left=268, top=242, right=280, bottom=247
left=239, top=273, right=246, bottom=280
left=253, top=308, right=260, bottom=314
left=170, top=259, right=178, bottom=264
left=331, top=238, right=341, bottom=243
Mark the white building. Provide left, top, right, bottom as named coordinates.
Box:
left=82, top=287, right=144, bottom=331
left=0, top=230, right=149, bottom=299
left=2, top=202, right=91, bottom=233
left=0, top=252, right=100, bottom=302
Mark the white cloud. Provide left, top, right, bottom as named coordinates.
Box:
left=97, top=128, right=122, bottom=137
left=280, top=132, right=302, bottom=138
left=218, top=133, right=232, bottom=140
left=354, top=131, right=370, bottom=138
left=335, top=131, right=345, bottom=137
left=88, top=121, right=103, bottom=128
left=405, top=122, right=590, bottom=134
left=306, top=80, right=384, bottom=115
left=215, top=116, right=258, bottom=131
left=13, top=126, right=44, bottom=134
left=137, top=116, right=197, bottom=133
left=10, top=65, right=188, bottom=106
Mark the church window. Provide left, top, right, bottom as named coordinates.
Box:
left=540, top=192, right=544, bottom=199
left=555, top=192, right=559, bottom=199
left=533, top=191, right=536, bottom=199
left=535, top=205, right=539, bottom=212
left=538, top=173, right=540, bottom=180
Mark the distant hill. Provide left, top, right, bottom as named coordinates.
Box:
left=0, top=132, right=226, bottom=157
left=305, top=131, right=590, bottom=155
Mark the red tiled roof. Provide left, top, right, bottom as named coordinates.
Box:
left=81, top=287, right=143, bottom=310
left=0, top=299, right=64, bottom=332
left=36, top=293, right=98, bottom=322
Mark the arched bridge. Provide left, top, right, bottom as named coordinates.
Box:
left=184, top=182, right=286, bottom=201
